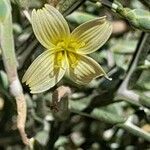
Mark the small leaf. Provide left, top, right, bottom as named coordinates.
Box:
left=67, top=11, right=97, bottom=24
left=125, top=9, right=150, bottom=32
left=35, top=131, right=49, bottom=145
left=70, top=100, right=126, bottom=124
left=139, top=93, right=150, bottom=108
left=0, top=0, right=10, bottom=23
left=91, top=103, right=126, bottom=124
left=117, top=6, right=150, bottom=31
left=0, top=71, right=9, bottom=90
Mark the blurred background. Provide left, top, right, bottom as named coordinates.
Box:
left=0, top=0, right=150, bottom=149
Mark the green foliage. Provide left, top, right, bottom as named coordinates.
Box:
left=57, top=0, right=86, bottom=16
left=120, top=8, right=150, bottom=31
left=0, top=0, right=150, bottom=149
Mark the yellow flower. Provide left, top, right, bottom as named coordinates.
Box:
left=22, top=4, right=112, bottom=93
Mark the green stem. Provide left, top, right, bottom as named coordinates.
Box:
left=0, top=0, right=29, bottom=145
left=116, top=33, right=150, bottom=106
left=58, top=0, right=86, bottom=16
left=70, top=102, right=150, bottom=141
left=0, top=4, right=17, bottom=82
left=119, top=121, right=150, bottom=142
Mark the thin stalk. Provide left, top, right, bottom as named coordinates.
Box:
left=118, top=120, right=150, bottom=142
left=0, top=0, right=29, bottom=145
left=70, top=103, right=150, bottom=141
left=57, top=0, right=86, bottom=16
left=116, top=33, right=150, bottom=106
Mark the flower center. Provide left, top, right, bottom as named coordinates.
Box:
left=56, top=39, right=85, bottom=52
left=55, top=39, right=85, bottom=69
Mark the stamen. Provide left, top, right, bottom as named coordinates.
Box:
left=54, top=65, right=65, bottom=70
left=67, top=52, right=80, bottom=69
left=71, top=62, right=78, bottom=69
left=56, top=39, right=85, bottom=53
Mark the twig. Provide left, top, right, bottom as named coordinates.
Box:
left=116, top=33, right=150, bottom=106
left=70, top=100, right=150, bottom=141
left=0, top=0, right=29, bottom=145
left=57, top=0, right=86, bottom=16
left=118, top=116, right=150, bottom=142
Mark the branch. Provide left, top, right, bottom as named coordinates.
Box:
left=116, top=33, right=150, bottom=106
left=118, top=116, right=150, bottom=142
left=0, top=0, right=29, bottom=145
left=70, top=100, right=150, bottom=141
left=57, top=0, right=86, bottom=16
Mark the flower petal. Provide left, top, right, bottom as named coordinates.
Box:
left=71, top=17, right=112, bottom=54
left=22, top=50, right=66, bottom=93
left=66, top=52, right=109, bottom=84
left=31, top=4, right=70, bottom=49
